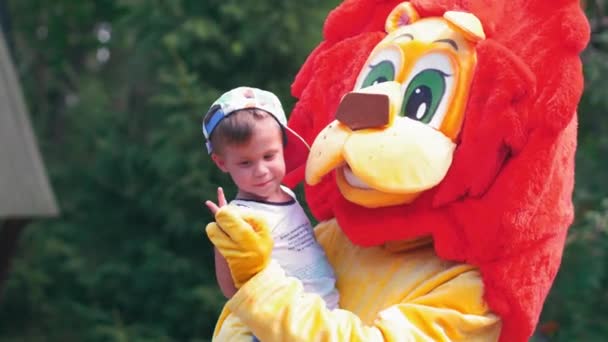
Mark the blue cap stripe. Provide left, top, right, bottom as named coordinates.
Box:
left=204, top=109, right=225, bottom=138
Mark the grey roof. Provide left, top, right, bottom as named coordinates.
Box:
left=0, top=30, right=58, bottom=218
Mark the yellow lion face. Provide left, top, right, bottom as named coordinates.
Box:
left=306, top=3, right=485, bottom=208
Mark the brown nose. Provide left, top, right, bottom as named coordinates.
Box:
left=335, top=92, right=390, bottom=131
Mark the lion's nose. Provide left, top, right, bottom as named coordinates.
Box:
left=335, top=92, right=391, bottom=131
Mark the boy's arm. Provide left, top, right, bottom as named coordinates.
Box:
left=214, top=247, right=237, bottom=298
left=207, top=187, right=238, bottom=298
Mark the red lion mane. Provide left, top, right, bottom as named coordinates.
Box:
left=285, top=0, right=590, bottom=341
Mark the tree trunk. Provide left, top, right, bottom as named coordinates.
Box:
left=0, top=219, right=28, bottom=302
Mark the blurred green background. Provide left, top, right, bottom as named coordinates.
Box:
left=0, top=0, right=606, bottom=341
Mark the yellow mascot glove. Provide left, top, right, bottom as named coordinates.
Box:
left=206, top=206, right=273, bottom=288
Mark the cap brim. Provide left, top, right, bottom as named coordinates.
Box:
left=283, top=126, right=310, bottom=175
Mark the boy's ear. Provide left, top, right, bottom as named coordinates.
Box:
left=211, top=153, right=228, bottom=173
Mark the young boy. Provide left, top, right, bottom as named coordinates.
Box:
left=202, top=87, right=339, bottom=312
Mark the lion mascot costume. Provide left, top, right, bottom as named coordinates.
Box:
left=205, top=0, right=590, bottom=341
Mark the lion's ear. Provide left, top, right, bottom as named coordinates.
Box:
left=444, top=11, right=485, bottom=43
left=385, top=2, right=420, bottom=33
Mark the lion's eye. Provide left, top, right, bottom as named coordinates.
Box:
left=398, top=53, right=455, bottom=130
left=361, top=61, right=395, bottom=88
left=401, top=69, right=448, bottom=123
left=354, top=47, right=402, bottom=90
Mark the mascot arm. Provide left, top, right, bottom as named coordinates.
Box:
left=226, top=257, right=500, bottom=341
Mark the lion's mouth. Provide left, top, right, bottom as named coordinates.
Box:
left=341, top=164, right=373, bottom=190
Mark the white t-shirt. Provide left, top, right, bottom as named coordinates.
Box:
left=230, top=187, right=339, bottom=309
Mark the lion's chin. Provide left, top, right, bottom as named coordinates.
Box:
left=336, top=165, right=421, bottom=208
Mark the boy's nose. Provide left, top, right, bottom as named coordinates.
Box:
left=254, top=163, right=269, bottom=176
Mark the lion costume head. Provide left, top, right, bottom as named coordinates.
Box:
left=283, top=0, right=589, bottom=340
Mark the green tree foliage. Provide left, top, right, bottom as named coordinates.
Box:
left=0, top=0, right=337, bottom=340
left=0, top=0, right=606, bottom=341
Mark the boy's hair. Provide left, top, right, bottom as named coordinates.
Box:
left=207, top=108, right=283, bottom=154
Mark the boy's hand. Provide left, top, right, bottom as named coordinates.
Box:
left=205, top=187, right=227, bottom=215
left=206, top=206, right=273, bottom=288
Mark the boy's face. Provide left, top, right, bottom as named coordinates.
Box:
left=212, top=117, right=287, bottom=202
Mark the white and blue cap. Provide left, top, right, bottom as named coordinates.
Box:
left=203, top=87, right=309, bottom=173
